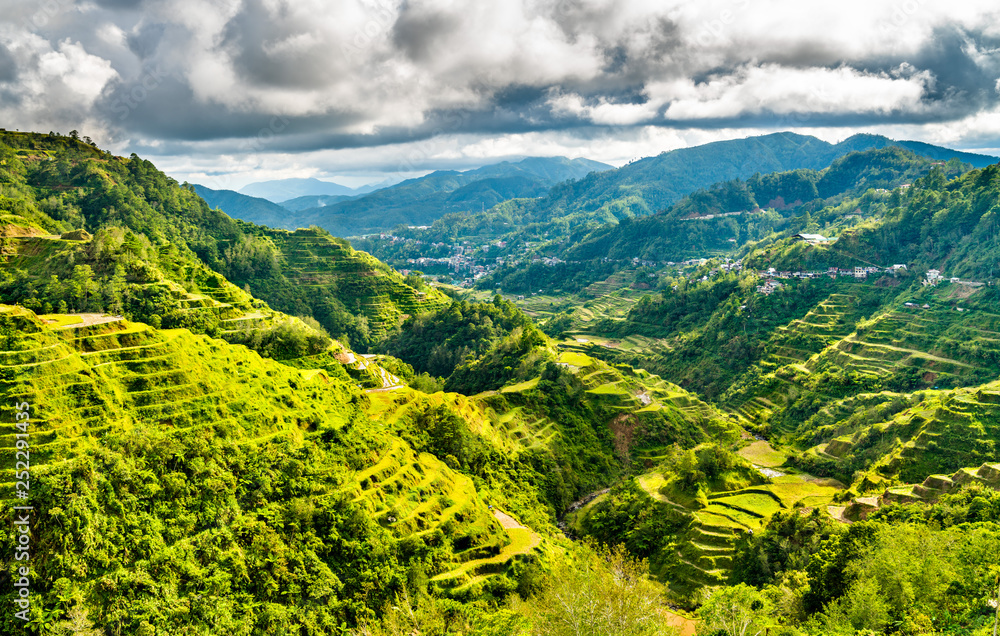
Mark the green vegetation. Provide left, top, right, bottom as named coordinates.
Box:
left=708, top=487, right=1000, bottom=635
left=192, top=183, right=301, bottom=229
left=3, top=129, right=1000, bottom=635
left=269, top=157, right=610, bottom=237
left=377, top=296, right=546, bottom=392
left=519, top=543, right=679, bottom=636
left=0, top=131, right=445, bottom=353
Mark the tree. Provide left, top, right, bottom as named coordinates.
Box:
left=522, top=543, right=677, bottom=636
left=697, top=583, right=774, bottom=636
left=54, top=606, right=101, bottom=636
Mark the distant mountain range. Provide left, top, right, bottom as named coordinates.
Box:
left=191, top=185, right=293, bottom=228
left=236, top=177, right=392, bottom=202
left=197, top=156, right=612, bottom=234
left=517, top=132, right=997, bottom=227
left=197, top=133, right=996, bottom=239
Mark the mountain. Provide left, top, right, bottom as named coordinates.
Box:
left=280, top=193, right=356, bottom=212
left=238, top=177, right=363, bottom=202
left=557, top=146, right=976, bottom=265
left=295, top=156, right=612, bottom=236
left=0, top=131, right=447, bottom=352
left=192, top=184, right=297, bottom=228
left=357, top=133, right=996, bottom=286
left=510, top=132, right=997, bottom=226
left=0, top=130, right=736, bottom=632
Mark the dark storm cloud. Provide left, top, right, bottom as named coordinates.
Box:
left=822, top=25, right=1000, bottom=123
left=391, top=6, right=460, bottom=62
left=220, top=0, right=342, bottom=90
left=126, top=21, right=166, bottom=60
left=97, top=72, right=371, bottom=143
left=907, top=27, right=1000, bottom=111
left=0, top=42, right=17, bottom=82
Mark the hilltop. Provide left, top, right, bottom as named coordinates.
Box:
left=354, top=137, right=990, bottom=292
left=0, top=131, right=446, bottom=351
left=493, top=132, right=994, bottom=226
left=191, top=184, right=298, bottom=229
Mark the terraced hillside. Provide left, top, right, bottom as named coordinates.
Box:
left=827, top=301, right=1000, bottom=386
left=0, top=306, right=562, bottom=627
left=0, top=227, right=307, bottom=346
left=251, top=227, right=450, bottom=341
left=725, top=291, right=881, bottom=427
left=0, top=132, right=443, bottom=360
left=757, top=292, right=872, bottom=369
left=554, top=350, right=736, bottom=454
left=724, top=285, right=1000, bottom=438
left=571, top=436, right=843, bottom=601
left=0, top=306, right=349, bottom=494
left=795, top=381, right=1000, bottom=488
left=836, top=460, right=1000, bottom=521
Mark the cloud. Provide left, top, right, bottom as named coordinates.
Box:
left=660, top=65, right=935, bottom=121
left=0, top=26, right=119, bottom=134
left=0, top=41, right=17, bottom=82
left=2, top=0, right=1000, bottom=180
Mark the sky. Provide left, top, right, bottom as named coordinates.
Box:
left=2, top=0, right=1000, bottom=190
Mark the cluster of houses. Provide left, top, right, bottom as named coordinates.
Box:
left=755, top=264, right=909, bottom=295
left=757, top=279, right=784, bottom=295
left=755, top=263, right=990, bottom=296
left=761, top=264, right=904, bottom=281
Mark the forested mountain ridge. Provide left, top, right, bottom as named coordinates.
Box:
left=209, top=156, right=612, bottom=236
left=0, top=131, right=447, bottom=351
left=496, top=132, right=995, bottom=226
left=559, top=146, right=973, bottom=264
left=463, top=145, right=973, bottom=299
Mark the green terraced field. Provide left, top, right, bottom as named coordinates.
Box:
left=257, top=229, right=451, bottom=340
left=737, top=440, right=789, bottom=467
left=0, top=303, right=552, bottom=596
left=0, top=306, right=355, bottom=494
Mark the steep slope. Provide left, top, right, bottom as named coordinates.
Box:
left=517, top=132, right=994, bottom=225
left=238, top=226, right=451, bottom=344
left=562, top=147, right=974, bottom=264
left=0, top=306, right=551, bottom=631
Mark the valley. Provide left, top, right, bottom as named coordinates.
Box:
left=0, top=130, right=999, bottom=635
